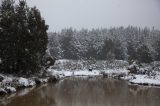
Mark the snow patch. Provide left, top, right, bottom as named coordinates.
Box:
left=17, top=77, right=35, bottom=87
left=73, top=70, right=100, bottom=76
left=5, top=87, right=16, bottom=93
left=18, top=78, right=29, bottom=87
left=2, top=77, right=13, bottom=84
left=47, top=69, right=101, bottom=78
left=102, top=68, right=128, bottom=75
left=129, top=75, right=160, bottom=86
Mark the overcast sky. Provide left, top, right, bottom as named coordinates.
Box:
left=26, top=0, right=160, bottom=32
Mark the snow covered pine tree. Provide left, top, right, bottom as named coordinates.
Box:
left=0, top=0, right=48, bottom=74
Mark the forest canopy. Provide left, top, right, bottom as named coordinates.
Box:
left=48, top=26, right=160, bottom=63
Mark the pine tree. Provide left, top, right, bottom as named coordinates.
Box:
left=114, top=39, right=125, bottom=60
left=101, top=38, right=115, bottom=60
left=155, top=40, right=160, bottom=61
left=137, top=45, right=152, bottom=63
left=0, top=0, right=48, bottom=74
left=0, top=0, right=16, bottom=72
left=127, top=41, right=137, bottom=61
left=60, top=28, right=78, bottom=59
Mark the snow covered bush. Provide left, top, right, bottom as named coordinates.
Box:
left=51, top=59, right=128, bottom=71
left=127, top=61, right=140, bottom=74
left=127, top=61, right=160, bottom=76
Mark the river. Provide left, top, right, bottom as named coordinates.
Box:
left=1, top=77, right=160, bottom=106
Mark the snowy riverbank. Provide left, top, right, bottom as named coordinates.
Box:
left=1, top=69, right=160, bottom=95
left=124, top=74, right=160, bottom=86
left=1, top=59, right=160, bottom=95
left=0, top=74, right=48, bottom=95
left=49, top=59, right=160, bottom=86
left=47, top=68, right=160, bottom=87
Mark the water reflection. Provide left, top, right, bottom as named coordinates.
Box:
left=1, top=77, right=160, bottom=106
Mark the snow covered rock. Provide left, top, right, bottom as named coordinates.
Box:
left=2, top=77, right=13, bottom=83
left=35, top=78, right=48, bottom=84
left=0, top=88, right=7, bottom=95
left=28, top=79, right=36, bottom=87
left=2, top=77, right=13, bottom=86
left=17, top=78, right=29, bottom=87
left=5, top=87, right=16, bottom=93
left=16, top=77, right=36, bottom=87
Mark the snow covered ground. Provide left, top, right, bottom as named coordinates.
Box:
left=129, top=75, right=160, bottom=86
left=47, top=59, right=129, bottom=78
left=47, top=69, right=101, bottom=78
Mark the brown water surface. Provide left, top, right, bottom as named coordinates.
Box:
left=1, top=77, right=160, bottom=106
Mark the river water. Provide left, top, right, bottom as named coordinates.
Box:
left=1, top=77, right=160, bottom=106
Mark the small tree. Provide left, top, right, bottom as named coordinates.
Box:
left=127, top=41, right=137, bottom=61
left=59, top=28, right=78, bottom=59
left=155, top=40, right=160, bottom=61
left=101, top=38, right=115, bottom=60
left=114, top=39, right=125, bottom=60
left=137, top=45, right=152, bottom=63
left=0, top=0, right=48, bottom=74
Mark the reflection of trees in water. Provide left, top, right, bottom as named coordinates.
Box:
left=47, top=78, right=160, bottom=106
left=0, top=87, right=36, bottom=106
left=128, top=84, right=160, bottom=106
left=2, top=85, right=56, bottom=106
left=0, top=93, right=16, bottom=106
left=2, top=78, right=160, bottom=106
left=54, top=78, right=160, bottom=106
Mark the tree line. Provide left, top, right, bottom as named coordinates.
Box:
left=48, top=26, right=160, bottom=63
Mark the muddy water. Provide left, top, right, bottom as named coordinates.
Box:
left=1, top=77, right=160, bottom=106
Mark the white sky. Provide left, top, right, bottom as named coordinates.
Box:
left=26, top=0, right=160, bottom=32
